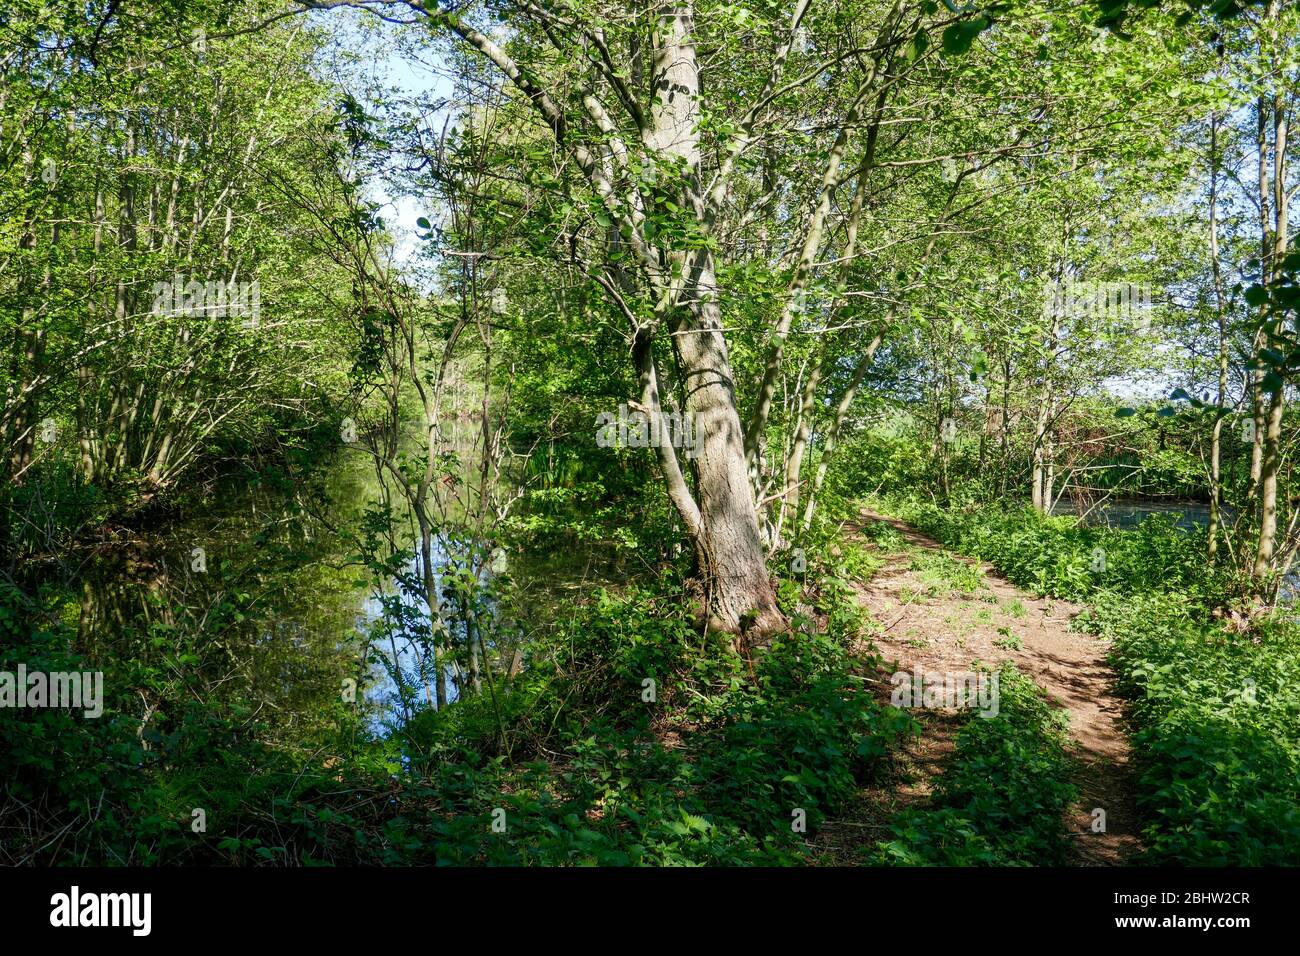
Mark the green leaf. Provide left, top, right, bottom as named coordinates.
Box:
left=907, top=30, right=930, bottom=63
left=1259, top=348, right=1286, bottom=367
left=942, top=16, right=990, bottom=55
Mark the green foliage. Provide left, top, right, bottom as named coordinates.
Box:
left=887, top=497, right=1224, bottom=604
left=872, top=665, right=1078, bottom=865
left=858, top=519, right=909, bottom=552
left=910, top=550, right=985, bottom=595
left=0, top=557, right=912, bottom=865
left=994, top=627, right=1023, bottom=651
left=822, top=423, right=932, bottom=505
left=1079, top=592, right=1300, bottom=864
left=3, top=0, right=1294, bottom=873
left=393, top=569, right=914, bottom=864
left=885, top=497, right=1300, bottom=864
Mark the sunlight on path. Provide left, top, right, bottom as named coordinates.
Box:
left=847, top=508, right=1143, bottom=866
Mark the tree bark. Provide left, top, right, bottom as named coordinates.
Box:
left=642, top=3, right=783, bottom=636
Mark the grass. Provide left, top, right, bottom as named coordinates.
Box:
left=870, top=664, right=1077, bottom=865
left=994, top=627, right=1022, bottom=651
left=858, top=519, right=908, bottom=552
left=910, top=551, right=985, bottom=596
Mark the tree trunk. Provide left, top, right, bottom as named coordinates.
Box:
left=418, top=520, right=448, bottom=709
left=1254, top=396, right=1283, bottom=579
left=429, top=2, right=785, bottom=638
left=674, top=261, right=784, bottom=636
left=1251, top=8, right=1289, bottom=583
left=1208, top=102, right=1228, bottom=560
left=1031, top=398, right=1051, bottom=513
left=647, top=2, right=783, bottom=637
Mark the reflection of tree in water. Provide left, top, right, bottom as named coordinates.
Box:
left=62, top=462, right=376, bottom=753
left=44, top=432, right=623, bottom=768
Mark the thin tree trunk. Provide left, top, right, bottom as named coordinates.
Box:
left=1208, top=103, right=1228, bottom=559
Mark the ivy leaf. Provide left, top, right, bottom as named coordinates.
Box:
left=1259, top=347, right=1286, bottom=367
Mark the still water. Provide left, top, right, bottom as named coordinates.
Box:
left=1048, top=497, right=1218, bottom=531
left=48, top=450, right=619, bottom=741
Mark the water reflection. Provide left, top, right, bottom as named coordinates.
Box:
left=57, top=455, right=379, bottom=746
left=1048, top=497, right=1221, bottom=532
left=360, top=538, right=466, bottom=734
left=51, top=451, right=627, bottom=744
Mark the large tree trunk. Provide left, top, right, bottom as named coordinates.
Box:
left=647, top=2, right=783, bottom=637
left=434, top=1, right=784, bottom=638
left=674, top=269, right=784, bottom=635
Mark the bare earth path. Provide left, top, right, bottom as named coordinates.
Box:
left=823, top=509, right=1142, bottom=865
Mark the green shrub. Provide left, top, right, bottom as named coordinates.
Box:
left=885, top=498, right=1222, bottom=604
left=1080, top=592, right=1300, bottom=865
left=872, top=665, right=1078, bottom=865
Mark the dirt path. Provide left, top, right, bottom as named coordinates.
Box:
left=840, top=509, right=1142, bottom=865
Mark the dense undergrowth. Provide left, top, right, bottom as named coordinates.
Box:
left=1077, top=592, right=1300, bottom=865
left=889, top=498, right=1226, bottom=604
left=0, top=548, right=914, bottom=865
left=877, top=495, right=1300, bottom=865
left=872, top=665, right=1078, bottom=866
left=10, top=469, right=1295, bottom=866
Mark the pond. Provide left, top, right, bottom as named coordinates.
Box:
left=30, top=450, right=621, bottom=743
left=1048, top=497, right=1221, bottom=532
